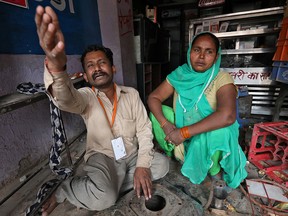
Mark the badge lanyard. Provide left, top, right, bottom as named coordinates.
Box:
left=92, top=84, right=117, bottom=129
left=92, top=85, right=126, bottom=160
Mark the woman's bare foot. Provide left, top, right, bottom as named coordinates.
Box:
left=41, top=192, right=59, bottom=216
left=211, top=171, right=222, bottom=181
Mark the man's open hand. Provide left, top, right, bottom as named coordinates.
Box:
left=35, top=6, right=67, bottom=72
left=133, top=167, right=152, bottom=200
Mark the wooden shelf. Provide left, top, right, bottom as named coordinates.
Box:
left=0, top=92, right=47, bottom=114
left=136, top=63, right=161, bottom=104
left=222, top=48, right=276, bottom=55
left=214, top=28, right=281, bottom=39
left=189, top=6, right=284, bottom=24
left=0, top=76, right=84, bottom=115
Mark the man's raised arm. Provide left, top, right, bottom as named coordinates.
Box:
left=35, top=5, right=67, bottom=73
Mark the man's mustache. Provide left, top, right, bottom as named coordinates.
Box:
left=92, top=71, right=106, bottom=80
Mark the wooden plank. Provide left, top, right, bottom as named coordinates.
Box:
left=0, top=92, right=47, bottom=114
left=0, top=132, right=86, bottom=215
left=0, top=77, right=84, bottom=115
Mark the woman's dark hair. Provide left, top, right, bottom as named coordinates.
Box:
left=80, top=44, right=114, bottom=70
left=192, top=32, right=220, bottom=52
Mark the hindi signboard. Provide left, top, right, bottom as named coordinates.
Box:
left=221, top=67, right=273, bottom=85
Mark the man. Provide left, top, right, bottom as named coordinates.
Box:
left=35, top=5, right=169, bottom=215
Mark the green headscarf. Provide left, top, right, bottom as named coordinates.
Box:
left=167, top=32, right=221, bottom=127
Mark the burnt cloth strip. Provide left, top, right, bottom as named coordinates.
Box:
left=16, top=82, right=72, bottom=215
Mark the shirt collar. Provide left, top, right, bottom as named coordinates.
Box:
left=93, top=83, right=127, bottom=100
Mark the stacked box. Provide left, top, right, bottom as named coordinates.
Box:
left=278, top=18, right=288, bottom=40
left=271, top=18, right=288, bottom=83
left=271, top=61, right=280, bottom=80
left=273, top=40, right=288, bottom=62
left=273, top=17, right=288, bottom=61
left=248, top=121, right=288, bottom=186
left=271, top=61, right=288, bottom=83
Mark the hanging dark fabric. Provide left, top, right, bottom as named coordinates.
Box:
left=16, top=82, right=72, bottom=215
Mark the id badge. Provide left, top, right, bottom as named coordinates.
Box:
left=111, top=137, right=127, bottom=160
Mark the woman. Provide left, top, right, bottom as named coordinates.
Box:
left=148, top=32, right=247, bottom=188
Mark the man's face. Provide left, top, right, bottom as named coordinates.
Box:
left=190, top=35, right=218, bottom=72
left=83, top=50, right=115, bottom=88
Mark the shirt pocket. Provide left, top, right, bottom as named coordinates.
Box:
left=121, top=118, right=136, bottom=138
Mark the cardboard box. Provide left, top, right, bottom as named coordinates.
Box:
left=210, top=20, right=219, bottom=33
left=219, top=22, right=229, bottom=32
left=273, top=61, right=288, bottom=84
left=202, top=21, right=210, bottom=32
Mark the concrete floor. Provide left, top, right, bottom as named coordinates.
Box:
left=39, top=159, right=263, bottom=216
left=0, top=132, right=276, bottom=216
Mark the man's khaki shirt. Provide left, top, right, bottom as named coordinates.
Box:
left=44, top=67, right=154, bottom=168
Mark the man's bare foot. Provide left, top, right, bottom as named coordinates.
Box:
left=41, top=192, right=59, bottom=216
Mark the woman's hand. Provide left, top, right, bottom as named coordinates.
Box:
left=165, top=128, right=185, bottom=146
left=162, top=121, right=176, bottom=137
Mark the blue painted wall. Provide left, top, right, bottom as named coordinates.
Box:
left=0, top=0, right=102, bottom=54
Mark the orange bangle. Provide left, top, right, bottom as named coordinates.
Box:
left=160, top=119, right=168, bottom=128
left=180, top=126, right=191, bottom=139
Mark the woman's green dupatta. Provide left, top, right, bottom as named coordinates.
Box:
left=167, top=33, right=247, bottom=188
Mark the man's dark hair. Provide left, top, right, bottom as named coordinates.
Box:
left=192, top=32, right=220, bottom=52
left=81, top=44, right=114, bottom=70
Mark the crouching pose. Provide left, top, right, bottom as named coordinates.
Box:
left=148, top=32, right=247, bottom=189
